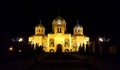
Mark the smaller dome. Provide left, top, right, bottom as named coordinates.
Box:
left=36, top=20, right=45, bottom=28
left=74, top=23, right=83, bottom=28
left=36, top=24, right=44, bottom=27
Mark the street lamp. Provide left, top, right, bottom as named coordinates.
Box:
left=98, top=37, right=110, bottom=42
left=98, top=37, right=104, bottom=42
left=19, top=49, right=21, bottom=52
left=9, top=46, right=13, bottom=51
left=18, top=38, right=23, bottom=42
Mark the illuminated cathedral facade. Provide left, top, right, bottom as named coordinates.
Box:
left=29, top=16, right=89, bottom=52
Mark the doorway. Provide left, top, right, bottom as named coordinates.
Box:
left=56, top=44, right=62, bottom=52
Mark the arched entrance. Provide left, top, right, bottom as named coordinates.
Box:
left=50, top=49, right=54, bottom=53
left=56, top=44, right=62, bottom=53
left=65, top=49, right=69, bottom=53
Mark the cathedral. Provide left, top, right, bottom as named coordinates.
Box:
left=29, top=16, right=89, bottom=52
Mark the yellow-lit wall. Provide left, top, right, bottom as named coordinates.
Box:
left=29, top=35, right=43, bottom=49
left=48, top=33, right=71, bottom=52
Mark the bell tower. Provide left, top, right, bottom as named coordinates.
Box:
left=52, top=16, right=66, bottom=34
left=35, top=20, right=45, bottom=35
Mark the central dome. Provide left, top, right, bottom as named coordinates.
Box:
left=54, top=16, right=64, bottom=21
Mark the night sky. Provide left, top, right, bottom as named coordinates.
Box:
left=0, top=0, right=120, bottom=43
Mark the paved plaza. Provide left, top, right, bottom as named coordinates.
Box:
left=0, top=53, right=120, bottom=70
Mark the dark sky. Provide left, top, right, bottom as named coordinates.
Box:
left=0, top=0, right=120, bottom=42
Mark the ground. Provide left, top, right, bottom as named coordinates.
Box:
left=0, top=53, right=120, bottom=70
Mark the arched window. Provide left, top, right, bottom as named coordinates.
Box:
left=59, top=28, right=61, bottom=33
left=78, top=29, right=80, bottom=32
left=65, top=49, right=69, bottom=52
left=50, top=49, right=54, bottom=53
left=49, top=38, right=54, bottom=47
left=64, top=38, right=69, bottom=47
left=42, top=29, right=43, bottom=33
left=57, top=28, right=59, bottom=33
left=39, top=29, right=40, bottom=32
left=75, top=29, right=77, bottom=33
left=57, top=28, right=62, bottom=33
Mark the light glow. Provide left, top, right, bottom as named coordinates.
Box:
left=9, top=46, right=13, bottom=51
left=19, top=50, right=21, bottom=52
left=58, top=22, right=61, bottom=25
left=106, top=38, right=110, bottom=42
left=99, top=38, right=103, bottom=42
left=18, top=38, right=23, bottom=42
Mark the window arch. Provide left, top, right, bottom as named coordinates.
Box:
left=64, top=38, right=69, bottom=47
left=57, top=28, right=59, bottom=33
left=39, top=29, right=40, bottom=32
left=78, top=29, right=80, bottom=32
left=65, top=49, right=69, bottom=52
left=50, top=49, right=54, bottom=53
left=75, top=29, right=77, bottom=33
left=49, top=38, right=54, bottom=47
left=59, top=28, right=61, bottom=32
left=57, top=27, right=62, bottom=33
